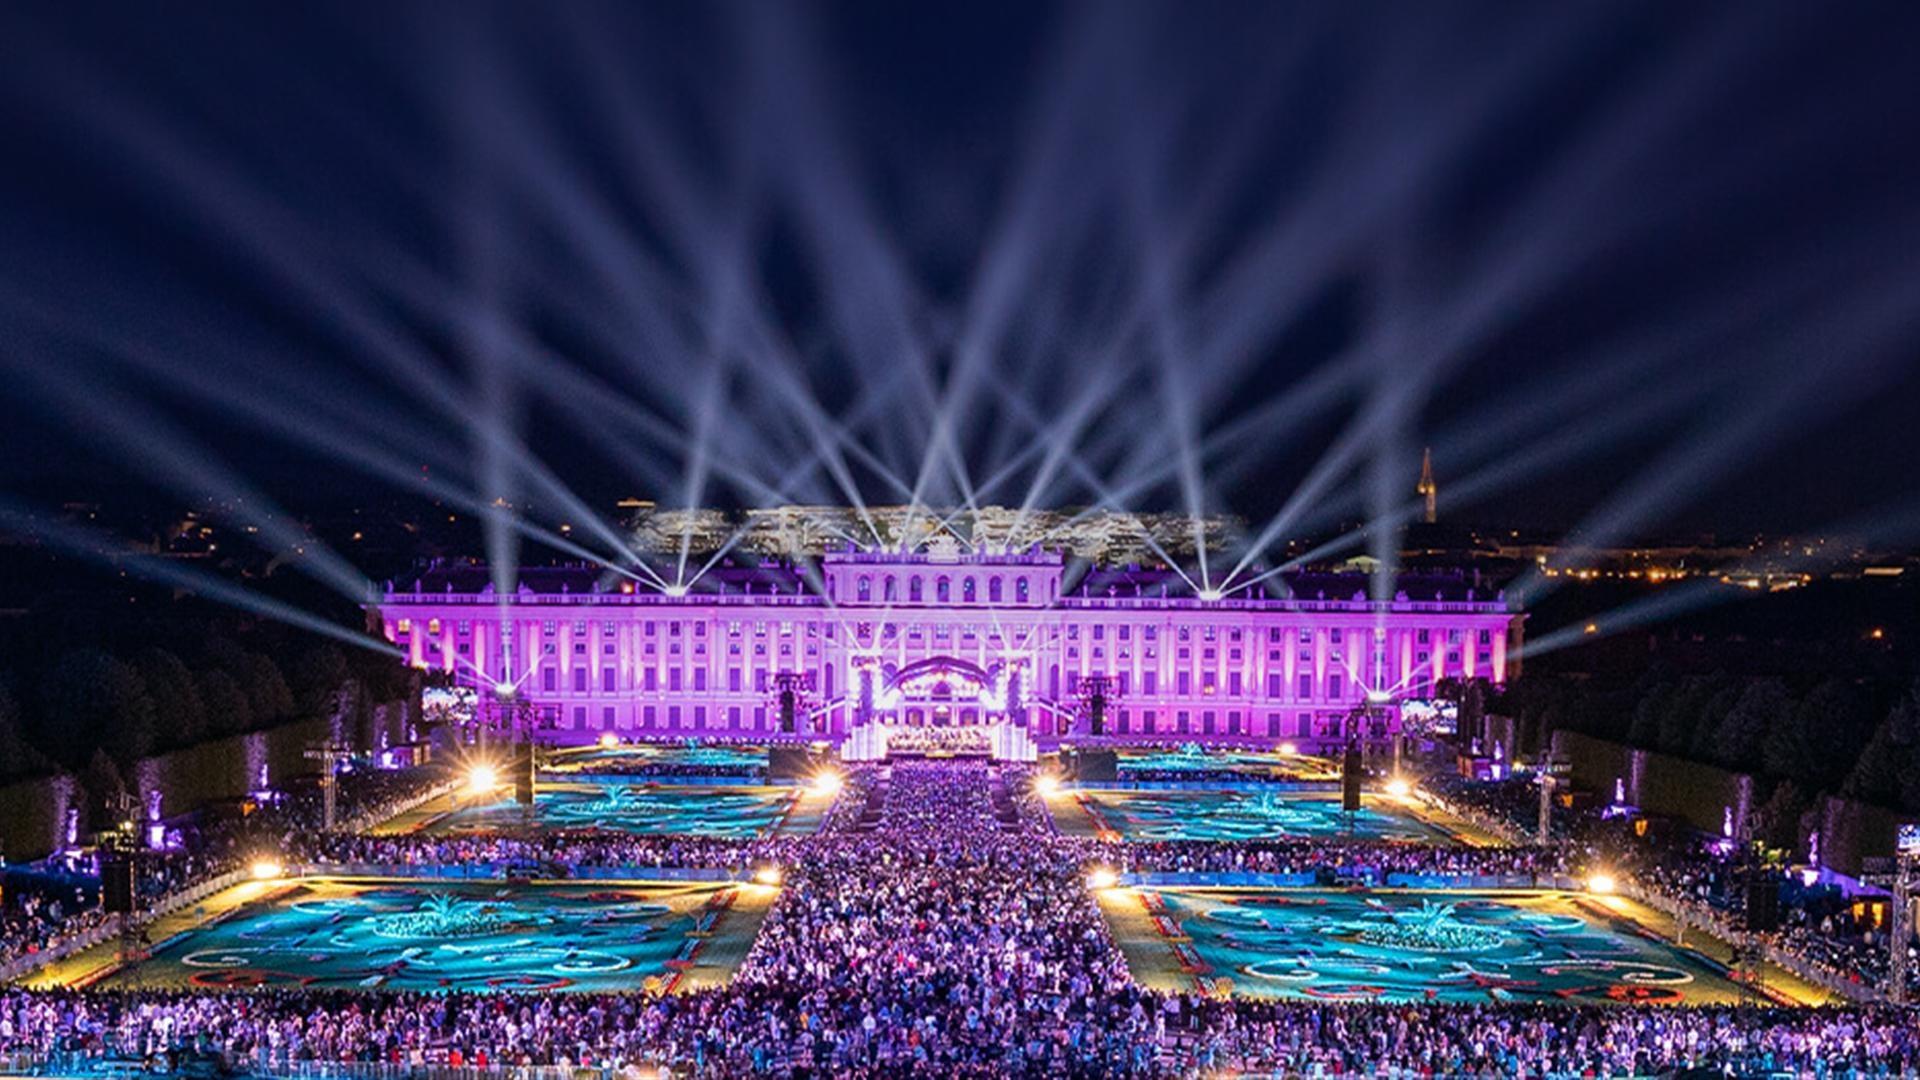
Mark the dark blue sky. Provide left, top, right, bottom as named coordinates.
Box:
left=2, top=1, right=1917, bottom=538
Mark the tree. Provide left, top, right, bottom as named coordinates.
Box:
left=1844, top=710, right=1911, bottom=808
left=197, top=668, right=253, bottom=736
left=240, top=654, right=294, bottom=727
left=1628, top=681, right=1675, bottom=750
left=36, top=649, right=157, bottom=766
left=289, top=644, right=349, bottom=717
left=134, top=647, right=208, bottom=747
left=0, top=677, right=45, bottom=780
left=1713, top=679, right=1787, bottom=773
left=1688, top=683, right=1742, bottom=763
left=1765, top=679, right=1868, bottom=791
left=1752, top=779, right=1811, bottom=853
left=80, top=747, right=128, bottom=832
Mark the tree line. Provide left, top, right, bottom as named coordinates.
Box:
left=0, top=633, right=412, bottom=785
left=1496, top=666, right=1920, bottom=814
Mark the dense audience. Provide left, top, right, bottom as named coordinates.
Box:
left=0, top=766, right=445, bottom=969
left=1428, top=772, right=1920, bottom=1000
left=4, top=756, right=1919, bottom=1076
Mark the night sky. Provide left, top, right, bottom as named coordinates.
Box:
left=2, top=1, right=1918, bottom=540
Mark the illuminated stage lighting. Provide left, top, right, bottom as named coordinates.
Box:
left=1383, top=776, right=1412, bottom=798
left=1086, top=866, right=1119, bottom=889
left=250, top=859, right=284, bottom=881
left=466, top=764, right=500, bottom=796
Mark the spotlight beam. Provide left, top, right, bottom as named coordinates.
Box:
left=0, top=497, right=401, bottom=659
left=6, top=350, right=374, bottom=603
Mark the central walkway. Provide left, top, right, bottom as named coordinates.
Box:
left=699, top=760, right=1160, bottom=1075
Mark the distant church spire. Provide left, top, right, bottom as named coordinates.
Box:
left=1416, top=448, right=1437, bottom=524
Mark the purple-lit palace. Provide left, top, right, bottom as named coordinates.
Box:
left=374, top=510, right=1519, bottom=760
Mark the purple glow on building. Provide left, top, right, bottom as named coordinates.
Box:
left=375, top=549, right=1520, bottom=757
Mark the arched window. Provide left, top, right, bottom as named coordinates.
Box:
left=962, top=577, right=976, bottom=603
left=936, top=577, right=951, bottom=602
left=1016, top=577, right=1030, bottom=602
left=988, top=577, right=1003, bottom=604
left=884, top=576, right=898, bottom=602
left=909, top=577, right=923, bottom=602
left=858, top=577, right=871, bottom=602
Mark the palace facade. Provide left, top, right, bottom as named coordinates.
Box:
left=375, top=549, right=1519, bottom=758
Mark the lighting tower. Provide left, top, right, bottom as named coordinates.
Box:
left=1732, top=815, right=1770, bottom=1001
left=1416, top=448, right=1437, bottom=524
left=1341, top=698, right=1387, bottom=830
left=1077, top=674, right=1116, bottom=738
left=100, top=790, right=145, bottom=966
left=771, top=672, right=814, bottom=736
left=304, top=739, right=355, bottom=832
left=1893, top=848, right=1915, bottom=1004
left=1536, top=755, right=1570, bottom=846
left=1869, top=828, right=1920, bottom=1004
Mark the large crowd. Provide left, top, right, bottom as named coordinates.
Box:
left=1427, top=773, right=1920, bottom=1001
left=1, top=755, right=1918, bottom=1076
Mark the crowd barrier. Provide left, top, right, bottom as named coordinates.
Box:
left=22, top=1054, right=645, bottom=1080
left=304, top=863, right=738, bottom=883
left=250, top=1062, right=639, bottom=1080
left=1082, top=779, right=1338, bottom=793
left=0, top=778, right=458, bottom=984
left=1117, top=870, right=1574, bottom=891
left=0, top=866, right=249, bottom=983
left=339, top=780, right=462, bottom=835
left=1382, top=872, right=1547, bottom=890
left=1119, top=871, right=1317, bottom=888
left=1624, top=883, right=1882, bottom=1005
left=532, top=772, right=771, bottom=787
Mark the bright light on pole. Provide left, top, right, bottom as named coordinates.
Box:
left=466, top=763, right=499, bottom=796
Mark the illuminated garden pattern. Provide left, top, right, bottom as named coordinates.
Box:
left=1116, top=743, right=1340, bottom=781
left=428, top=776, right=802, bottom=837
left=542, top=743, right=769, bottom=775
left=428, top=781, right=803, bottom=838
left=1126, top=889, right=1745, bottom=1005
left=1065, top=788, right=1456, bottom=843
left=101, top=880, right=748, bottom=993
